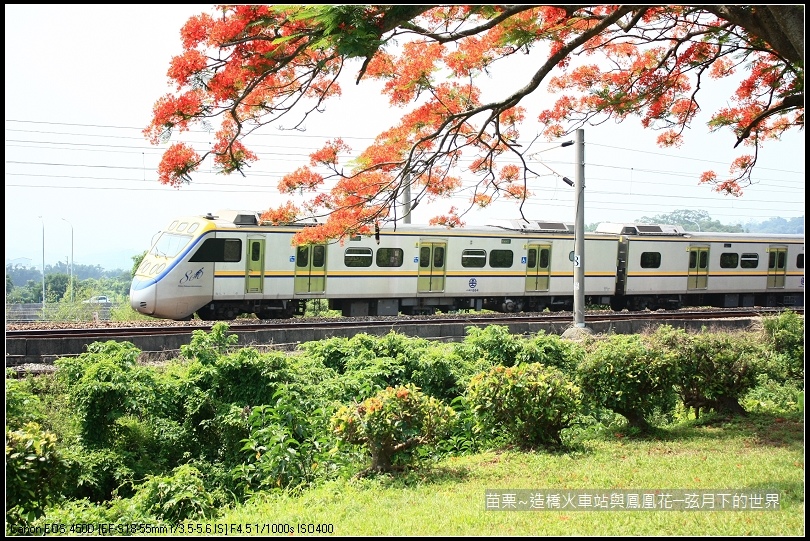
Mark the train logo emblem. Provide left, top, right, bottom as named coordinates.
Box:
left=179, top=267, right=204, bottom=285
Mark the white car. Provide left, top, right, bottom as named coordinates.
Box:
left=83, top=295, right=111, bottom=304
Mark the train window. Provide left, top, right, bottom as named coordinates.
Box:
left=225, top=240, right=241, bottom=262
left=798, top=254, right=804, bottom=269
left=527, top=249, right=537, bottom=268
left=312, top=245, right=325, bottom=267
left=740, top=253, right=758, bottom=268
left=699, top=251, right=708, bottom=269
left=251, top=242, right=261, bottom=262
left=345, top=247, right=372, bottom=267
left=461, top=249, right=486, bottom=268
left=433, top=247, right=445, bottom=267
left=187, top=223, right=199, bottom=234
left=489, top=249, right=513, bottom=268
left=720, top=253, right=739, bottom=268
left=539, top=249, right=550, bottom=268
left=569, top=251, right=574, bottom=262
left=150, top=232, right=193, bottom=258
left=419, top=247, right=431, bottom=268
left=640, top=252, right=661, bottom=268
left=376, top=248, right=403, bottom=267
left=176, top=222, right=189, bottom=232
left=777, top=251, right=786, bottom=269
left=168, top=220, right=179, bottom=231
left=189, top=238, right=242, bottom=262
left=297, top=246, right=309, bottom=267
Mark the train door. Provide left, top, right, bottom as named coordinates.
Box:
left=245, top=238, right=265, bottom=293
left=767, top=246, right=787, bottom=288
left=294, top=243, right=327, bottom=294
left=417, top=241, right=446, bottom=292
left=687, top=246, right=709, bottom=289
left=525, top=243, right=551, bottom=291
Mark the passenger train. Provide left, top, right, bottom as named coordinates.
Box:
left=130, top=210, right=804, bottom=321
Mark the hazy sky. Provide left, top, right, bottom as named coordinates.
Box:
left=5, top=5, right=805, bottom=271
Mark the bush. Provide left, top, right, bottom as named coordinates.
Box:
left=516, top=331, right=586, bottom=376
left=742, top=375, right=805, bottom=415
left=180, top=322, right=239, bottom=365
left=760, top=310, right=804, bottom=387
left=674, top=331, right=766, bottom=417
left=331, top=384, right=455, bottom=473
left=232, top=387, right=336, bottom=496
left=453, top=325, right=525, bottom=367
left=131, top=464, right=216, bottom=524
left=59, top=351, right=158, bottom=447
left=466, top=363, right=582, bottom=448
left=5, top=375, right=46, bottom=430
left=58, top=444, right=136, bottom=502
left=6, top=422, right=65, bottom=529
left=576, top=334, right=678, bottom=431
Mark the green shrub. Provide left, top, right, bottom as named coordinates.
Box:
left=331, top=384, right=456, bottom=473
left=453, top=325, right=525, bottom=367
left=55, top=340, right=142, bottom=387
left=299, top=335, right=353, bottom=373
left=6, top=422, right=65, bottom=528
left=406, top=345, right=460, bottom=402
left=5, top=375, right=46, bottom=430
left=674, top=331, right=767, bottom=417
left=760, top=310, right=804, bottom=387
left=516, top=331, right=586, bottom=375
left=131, top=464, right=216, bottom=524
left=180, top=322, right=239, bottom=365
left=233, top=388, right=336, bottom=495
left=466, top=363, right=582, bottom=448
left=59, top=444, right=135, bottom=502
left=202, top=347, right=290, bottom=405
left=63, top=355, right=158, bottom=447
left=576, top=334, right=678, bottom=431
left=742, top=375, right=805, bottom=415
left=27, top=497, right=149, bottom=535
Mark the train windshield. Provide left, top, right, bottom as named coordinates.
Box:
left=150, top=232, right=192, bottom=259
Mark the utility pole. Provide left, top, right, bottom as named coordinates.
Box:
left=62, top=218, right=74, bottom=302
left=562, top=129, right=592, bottom=339
left=38, top=216, right=46, bottom=311
left=573, top=128, right=586, bottom=328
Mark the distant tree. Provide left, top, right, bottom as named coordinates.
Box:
left=637, top=209, right=744, bottom=232
left=745, top=215, right=805, bottom=234
left=146, top=5, right=803, bottom=244
left=131, top=251, right=147, bottom=278
left=6, top=280, right=42, bottom=304
left=6, top=265, right=41, bottom=287
left=72, top=264, right=107, bottom=281
left=45, top=273, right=70, bottom=303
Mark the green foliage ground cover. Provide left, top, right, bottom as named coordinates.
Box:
left=5, top=312, right=804, bottom=535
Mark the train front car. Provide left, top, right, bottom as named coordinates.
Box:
left=130, top=215, right=216, bottom=320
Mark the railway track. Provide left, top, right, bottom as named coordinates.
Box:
left=5, top=307, right=801, bottom=371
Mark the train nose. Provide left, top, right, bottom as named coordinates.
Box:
left=129, top=277, right=157, bottom=315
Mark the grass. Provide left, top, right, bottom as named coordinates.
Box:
left=203, top=411, right=804, bottom=536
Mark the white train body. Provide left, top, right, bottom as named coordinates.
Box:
left=130, top=210, right=804, bottom=320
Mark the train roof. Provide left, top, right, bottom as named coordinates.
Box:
left=202, top=210, right=580, bottom=235
left=594, top=222, right=686, bottom=235
left=196, top=211, right=802, bottom=242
